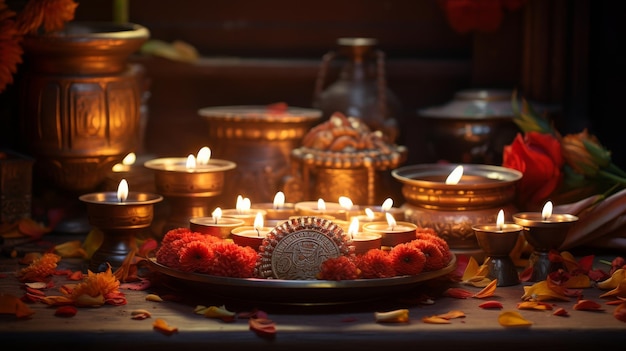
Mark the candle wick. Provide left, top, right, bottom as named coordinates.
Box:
left=214, top=218, right=218, bottom=225
left=256, top=228, right=260, bottom=237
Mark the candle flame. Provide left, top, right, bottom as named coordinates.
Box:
left=236, top=195, right=251, bottom=214
left=542, top=201, right=553, bottom=220
left=348, top=217, right=359, bottom=238
left=186, top=154, right=196, bottom=169
left=197, top=146, right=211, bottom=165
left=117, top=179, right=129, bottom=202
left=365, top=208, right=375, bottom=220
left=122, top=152, right=136, bottom=165
left=273, top=191, right=285, bottom=209
left=253, top=212, right=264, bottom=231
left=385, top=212, right=397, bottom=230
left=445, top=165, right=464, bottom=185
left=212, top=207, right=222, bottom=224
left=496, top=209, right=505, bottom=231
left=381, top=198, right=393, bottom=211
left=317, top=198, right=326, bottom=212
left=338, top=196, right=353, bottom=210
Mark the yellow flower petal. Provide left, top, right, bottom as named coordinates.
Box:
left=599, top=279, right=626, bottom=299
left=498, top=311, right=533, bottom=327
left=375, top=309, right=409, bottom=323
left=473, top=279, right=497, bottom=299
left=203, top=305, right=235, bottom=319
left=521, top=281, right=570, bottom=302
left=597, top=269, right=626, bottom=290
left=422, top=315, right=451, bottom=324
left=563, top=274, right=591, bottom=289
left=461, top=256, right=480, bottom=282
left=145, top=294, right=164, bottom=302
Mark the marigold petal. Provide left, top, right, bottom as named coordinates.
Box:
left=563, top=274, right=591, bottom=288
left=444, top=287, right=474, bottom=299
left=374, top=309, right=410, bottom=323
left=436, top=310, right=466, bottom=319
left=614, top=302, right=626, bottom=323
left=39, top=295, right=74, bottom=306
left=553, top=307, right=569, bottom=316
left=573, top=299, right=604, bottom=311
left=145, top=294, right=163, bottom=302
left=131, top=309, right=152, bottom=320
left=0, top=294, right=35, bottom=318
left=249, top=317, right=277, bottom=338
left=473, top=279, right=497, bottom=298
left=498, top=311, right=533, bottom=327
left=54, top=306, right=77, bottom=317
left=461, top=256, right=480, bottom=282
left=597, top=268, right=626, bottom=290
left=517, top=301, right=553, bottom=310
left=153, top=318, right=178, bottom=335
left=422, top=315, right=451, bottom=324
left=521, top=281, right=570, bottom=301
left=479, top=300, right=503, bottom=309
left=599, top=279, right=626, bottom=298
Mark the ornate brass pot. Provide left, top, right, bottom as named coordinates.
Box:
left=19, top=22, right=150, bottom=193
left=392, top=164, right=522, bottom=257
left=198, top=105, right=321, bottom=206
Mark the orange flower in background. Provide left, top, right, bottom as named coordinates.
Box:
left=0, top=0, right=78, bottom=93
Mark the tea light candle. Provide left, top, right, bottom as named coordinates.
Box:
left=189, top=207, right=246, bottom=239
left=221, top=195, right=267, bottom=225
left=349, top=198, right=405, bottom=223
left=295, top=198, right=355, bottom=220
left=362, top=212, right=417, bottom=247
left=255, top=191, right=296, bottom=226
left=231, top=212, right=272, bottom=251
left=105, top=152, right=156, bottom=193
left=347, top=217, right=382, bottom=255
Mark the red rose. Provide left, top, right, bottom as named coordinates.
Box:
left=503, top=131, right=564, bottom=210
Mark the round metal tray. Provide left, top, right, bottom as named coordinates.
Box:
left=146, top=254, right=456, bottom=306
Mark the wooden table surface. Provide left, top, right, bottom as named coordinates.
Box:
left=1, top=234, right=625, bottom=351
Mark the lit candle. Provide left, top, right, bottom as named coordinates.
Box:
left=472, top=209, right=523, bottom=286
left=221, top=195, right=267, bottom=225
left=295, top=197, right=356, bottom=220
left=347, top=217, right=382, bottom=255
left=255, top=191, right=296, bottom=224
left=105, top=152, right=155, bottom=192
left=352, top=197, right=405, bottom=222
left=361, top=213, right=417, bottom=247
left=79, top=179, right=163, bottom=272
left=512, top=201, right=579, bottom=282
left=144, top=147, right=236, bottom=174
left=231, top=211, right=273, bottom=251
left=189, top=207, right=246, bottom=239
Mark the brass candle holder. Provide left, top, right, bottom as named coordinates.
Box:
left=79, top=182, right=162, bottom=273
left=473, top=210, right=522, bottom=287
left=513, top=205, right=579, bottom=282
left=144, top=156, right=236, bottom=235
left=392, top=163, right=522, bottom=260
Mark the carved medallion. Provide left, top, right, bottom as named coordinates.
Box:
left=256, top=216, right=352, bottom=280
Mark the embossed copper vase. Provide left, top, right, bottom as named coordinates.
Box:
left=19, top=22, right=150, bottom=193
left=198, top=105, right=321, bottom=206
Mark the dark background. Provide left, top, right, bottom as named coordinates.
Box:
left=1, top=0, right=623, bottom=168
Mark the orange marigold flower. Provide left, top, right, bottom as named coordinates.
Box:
left=356, top=249, right=396, bottom=279
left=409, top=239, right=446, bottom=271
left=16, top=252, right=61, bottom=282
left=205, top=241, right=257, bottom=278
left=317, top=256, right=360, bottom=281
left=389, top=243, right=426, bottom=276
left=178, top=240, right=214, bottom=273
left=70, top=265, right=122, bottom=302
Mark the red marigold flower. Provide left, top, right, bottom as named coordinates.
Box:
left=356, top=249, right=396, bottom=279
left=414, top=228, right=452, bottom=265
left=409, top=239, right=446, bottom=271
left=389, top=243, right=426, bottom=276
left=178, top=241, right=214, bottom=273
left=317, top=256, right=360, bottom=281
left=155, top=243, right=181, bottom=269
left=161, top=228, right=194, bottom=245
left=17, top=252, right=61, bottom=282
left=205, top=241, right=257, bottom=278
